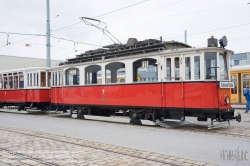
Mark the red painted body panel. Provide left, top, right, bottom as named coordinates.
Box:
left=0, top=89, right=50, bottom=103
left=51, top=82, right=232, bottom=109
left=0, top=90, right=26, bottom=103
left=52, top=84, right=162, bottom=107
left=0, top=90, right=4, bottom=102
left=25, top=89, right=51, bottom=103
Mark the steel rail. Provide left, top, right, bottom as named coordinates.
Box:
left=0, top=147, right=59, bottom=166
left=0, top=128, right=179, bottom=166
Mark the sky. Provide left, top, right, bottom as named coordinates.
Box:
left=0, top=0, right=250, bottom=61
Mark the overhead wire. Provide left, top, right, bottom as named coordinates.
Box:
left=0, top=32, right=100, bottom=49
left=93, top=0, right=149, bottom=18
left=111, top=3, right=246, bottom=24
left=110, top=0, right=186, bottom=25
left=57, top=0, right=187, bottom=40
left=51, top=0, right=150, bottom=32
left=164, top=23, right=250, bottom=40
left=55, top=0, right=91, bottom=17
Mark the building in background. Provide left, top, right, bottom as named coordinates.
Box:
left=230, top=52, right=250, bottom=66
left=0, top=55, right=62, bottom=71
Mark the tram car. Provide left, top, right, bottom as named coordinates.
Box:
left=50, top=36, right=241, bottom=124
left=0, top=67, right=51, bottom=111
left=230, top=65, right=250, bottom=104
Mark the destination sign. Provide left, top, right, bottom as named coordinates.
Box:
left=220, top=82, right=235, bottom=88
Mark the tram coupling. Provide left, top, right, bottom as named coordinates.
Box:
left=233, top=112, right=241, bottom=123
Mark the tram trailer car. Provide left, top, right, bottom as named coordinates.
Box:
left=0, top=67, right=51, bottom=111
left=230, top=65, right=250, bottom=104
left=50, top=36, right=241, bottom=124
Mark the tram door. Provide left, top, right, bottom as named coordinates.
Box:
left=241, top=73, right=250, bottom=104
left=230, top=74, right=238, bottom=103
left=164, top=56, right=184, bottom=107
left=53, top=71, right=63, bottom=107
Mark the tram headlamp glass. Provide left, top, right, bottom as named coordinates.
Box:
left=224, top=96, right=230, bottom=105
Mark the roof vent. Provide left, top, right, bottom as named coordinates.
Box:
left=126, top=38, right=138, bottom=47
left=207, top=36, right=218, bottom=47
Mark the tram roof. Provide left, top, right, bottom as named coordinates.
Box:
left=60, top=38, right=233, bottom=66
left=230, top=65, right=250, bottom=71
left=65, top=38, right=192, bottom=65
left=0, top=67, right=50, bottom=74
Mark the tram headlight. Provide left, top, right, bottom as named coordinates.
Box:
left=224, top=96, right=230, bottom=105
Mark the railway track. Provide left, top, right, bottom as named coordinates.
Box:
left=0, top=147, right=58, bottom=166
left=0, top=128, right=180, bottom=166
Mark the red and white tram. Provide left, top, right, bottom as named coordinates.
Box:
left=50, top=37, right=241, bottom=124
left=0, top=67, right=51, bottom=111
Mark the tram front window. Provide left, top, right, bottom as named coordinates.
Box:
left=219, top=53, right=229, bottom=81
left=204, top=52, right=217, bottom=80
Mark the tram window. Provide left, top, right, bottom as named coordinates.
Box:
left=48, top=72, right=51, bottom=87
left=133, top=59, right=157, bottom=82
left=0, top=75, right=2, bottom=89
left=58, top=72, right=61, bottom=86
left=27, top=74, right=29, bottom=87
left=55, top=72, right=57, bottom=86
left=65, top=68, right=79, bottom=85
left=243, top=74, right=249, bottom=91
left=166, top=58, right=171, bottom=81
left=52, top=72, right=54, bottom=86
left=205, top=52, right=217, bottom=80
left=185, top=57, right=191, bottom=80
left=219, top=54, right=228, bottom=81
left=175, top=57, right=180, bottom=80
left=4, top=77, right=7, bottom=89
left=37, top=73, right=39, bottom=86
left=33, top=73, right=36, bottom=86
left=120, top=79, right=125, bottom=83
left=60, top=71, right=63, bottom=85
left=41, top=72, right=46, bottom=87
left=231, top=75, right=237, bottom=94
left=105, top=62, right=125, bottom=84
left=9, top=76, right=13, bottom=89
left=14, top=76, right=18, bottom=89
left=194, top=56, right=200, bottom=80
left=30, top=73, right=32, bottom=86
left=19, top=75, right=24, bottom=89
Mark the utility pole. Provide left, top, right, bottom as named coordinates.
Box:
left=46, top=0, right=51, bottom=67
left=184, top=30, right=187, bottom=44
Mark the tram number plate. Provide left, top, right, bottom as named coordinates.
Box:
left=220, top=82, right=235, bottom=88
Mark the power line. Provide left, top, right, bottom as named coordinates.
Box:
left=112, top=3, right=246, bottom=24
left=164, top=23, right=250, bottom=40
left=56, top=0, right=91, bottom=17
left=94, top=0, right=149, bottom=18
left=51, top=0, right=150, bottom=32
left=55, top=0, right=187, bottom=40
left=0, top=32, right=100, bottom=49
left=111, top=0, right=186, bottom=25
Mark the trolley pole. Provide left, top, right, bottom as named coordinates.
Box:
left=46, top=0, right=51, bottom=67
left=185, top=30, right=187, bottom=44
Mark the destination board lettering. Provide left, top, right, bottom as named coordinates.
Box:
left=220, top=82, right=235, bottom=88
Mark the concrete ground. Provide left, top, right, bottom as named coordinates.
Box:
left=0, top=108, right=249, bottom=166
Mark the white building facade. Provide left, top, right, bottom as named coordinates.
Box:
left=0, top=55, right=62, bottom=71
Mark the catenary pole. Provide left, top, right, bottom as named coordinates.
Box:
left=46, top=0, right=51, bottom=67
left=185, top=30, right=187, bottom=44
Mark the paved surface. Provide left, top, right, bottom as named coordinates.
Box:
left=0, top=109, right=250, bottom=166
left=0, top=126, right=212, bottom=166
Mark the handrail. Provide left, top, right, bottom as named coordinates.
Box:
left=161, top=78, right=164, bottom=98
